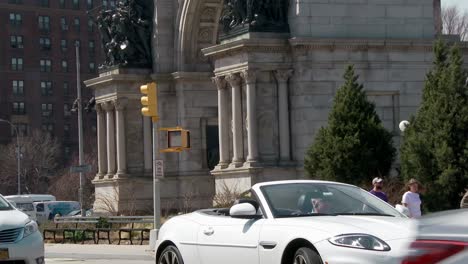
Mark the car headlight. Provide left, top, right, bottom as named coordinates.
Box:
left=23, top=220, right=38, bottom=238
left=328, top=234, right=391, bottom=251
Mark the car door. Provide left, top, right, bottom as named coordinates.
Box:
left=197, top=214, right=265, bottom=264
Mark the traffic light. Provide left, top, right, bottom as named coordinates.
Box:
left=140, top=82, right=158, bottom=122
left=160, top=127, right=190, bottom=152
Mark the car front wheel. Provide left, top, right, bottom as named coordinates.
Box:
left=158, top=245, right=184, bottom=264
left=293, top=247, right=323, bottom=264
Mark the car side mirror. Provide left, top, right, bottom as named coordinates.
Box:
left=229, top=203, right=258, bottom=219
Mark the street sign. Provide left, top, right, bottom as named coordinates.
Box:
left=70, top=164, right=92, bottom=173
left=155, top=160, right=164, bottom=178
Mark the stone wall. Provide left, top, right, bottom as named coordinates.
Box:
left=289, top=0, right=435, bottom=39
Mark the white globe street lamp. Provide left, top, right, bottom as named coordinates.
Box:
left=399, top=120, right=410, bottom=132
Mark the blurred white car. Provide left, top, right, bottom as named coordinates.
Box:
left=401, top=209, right=468, bottom=264
left=0, top=194, right=44, bottom=264
left=155, top=180, right=415, bottom=264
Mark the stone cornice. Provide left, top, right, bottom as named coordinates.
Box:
left=84, top=74, right=152, bottom=89
left=171, top=71, right=214, bottom=81
left=289, top=38, right=443, bottom=51
left=202, top=38, right=290, bottom=59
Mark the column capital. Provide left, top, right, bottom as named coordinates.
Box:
left=225, top=73, right=242, bottom=88
left=212, top=76, right=227, bottom=90
left=102, top=101, right=114, bottom=112
left=274, top=69, right=294, bottom=83
left=114, top=98, right=129, bottom=111
left=241, top=70, right=257, bottom=84
left=95, top=103, right=104, bottom=114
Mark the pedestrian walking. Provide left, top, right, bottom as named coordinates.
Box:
left=402, top=178, right=422, bottom=218
left=461, top=189, right=468, bottom=209
left=369, top=177, right=388, bottom=203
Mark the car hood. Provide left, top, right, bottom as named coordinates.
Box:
left=274, top=215, right=416, bottom=241
left=0, top=209, right=30, bottom=230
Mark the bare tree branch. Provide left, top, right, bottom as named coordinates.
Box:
left=442, top=5, right=468, bottom=40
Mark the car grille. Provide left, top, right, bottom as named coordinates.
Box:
left=0, top=228, right=22, bottom=243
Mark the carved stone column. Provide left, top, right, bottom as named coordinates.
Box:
left=241, top=70, right=258, bottom=166
left=275, top=69, right=294, bottom=162
left=213, top=76, right=230, bottom=169
left=96, top=104, right=107, bottom=178
left=226, top=73, right=244, bottom=168
left=143, top=117, right=152, bottom=172
left=102, top=102, right=116, bottom=177
left=115, top=98, right=128, bottom=176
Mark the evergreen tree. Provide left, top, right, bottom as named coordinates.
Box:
left=400, top=40, right=468, bottom=212
left=305, top=65, right=396, bottom=186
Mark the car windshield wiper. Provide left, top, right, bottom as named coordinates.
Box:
left=276, top=213, right=336, bottom=218
left=335, top=212, right=395, bottom=217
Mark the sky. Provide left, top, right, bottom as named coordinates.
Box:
left=443, top=0, right=468, bottom=11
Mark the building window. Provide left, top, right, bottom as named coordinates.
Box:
left=40, top=59, right=52, bottom=72
left=63, top=82, right=69, bottom=96
left=9, top=0, right=23, bottom=4
left=11, top=58, right=23, bottom=71
left=89, top=62, right=95, bottom=73
left=12, top=80, right=24, bottom=96
left=59, top=0, right=65, bottom=8
left=87, top=0, right=93, bottom=9
left=64, top=104, right=71, bottom=117
left=87, top=18, right=94, bottom=32
left=39, top=0, right=49, bottom=7
left=41, top=103, right=53, bottom=117
left=61, top=39, right=67, bottom=51
left=74, top=40, right=80, bottom=48
left=74, top=17, right=80, bottom=31
left=61, top=60, right=68, bottom=72
left=60, top=17, right=68, bottom=31
left=64, top=146, right=71, bottom=156
left=41, top=123, right=54, bottom=136
left=72, top=0, right=79, bottom=9
left=41, top=81, right=53, bottom=96
left=9, top=13, right=22, bottom=25
left=38, top=16, right=50, bottom=31
left=64, top=124, right=71, bottom=138
left=39, top=37, right=51, bottom=50
left=10, top=35, right=23, bottom=48
left=12, top=102, right=25, bottom=115
left=88, top=40, right=95, bottom=53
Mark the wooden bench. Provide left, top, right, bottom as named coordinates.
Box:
left=43, top=216, right=99, bottom=244
left=43, top=216, right=154, bottom=245
left=107, top=216, right=154, bottom=245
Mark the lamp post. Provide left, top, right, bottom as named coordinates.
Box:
left=75, top=41, right=85, bottom=217
left=0, top=119, right=21, bottom=195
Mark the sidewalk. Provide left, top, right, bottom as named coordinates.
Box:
left=45, top=244, right=155, bottom=263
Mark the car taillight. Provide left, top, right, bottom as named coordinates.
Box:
left=402, top=240, right=468, bottom=264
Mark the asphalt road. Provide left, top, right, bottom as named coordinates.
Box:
left=45, top=244, right=155, bottom=264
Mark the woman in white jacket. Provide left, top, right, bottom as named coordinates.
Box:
left=402, top=178, right=422, bottom=218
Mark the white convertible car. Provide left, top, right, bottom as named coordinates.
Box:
left=155, top=180, right=415, bottom=264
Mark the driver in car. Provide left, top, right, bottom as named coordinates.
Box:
left=311, top=198, right=331, bottom=214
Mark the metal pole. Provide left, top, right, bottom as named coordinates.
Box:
left=152, top=121, right=161, bottom=229
left=75, top=42, right=85, bottom=217
left=0, top=119, right=21, bottom=195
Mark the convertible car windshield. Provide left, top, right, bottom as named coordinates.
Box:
left=261, top=183, right=402, bottom=218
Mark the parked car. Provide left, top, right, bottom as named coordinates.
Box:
left=34, top=201, right=80, bottom=223
left=401, top=209, right=468, bottom=264
left=4, top=194, right=56, bottom=221
left=0, top=194, right=44, bottom=264
left=155, top=180, right=415, bottom=264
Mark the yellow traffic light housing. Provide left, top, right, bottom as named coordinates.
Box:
left=159, top=127, right=190, bottom=153
left=140, top=82, right=158, bottom=122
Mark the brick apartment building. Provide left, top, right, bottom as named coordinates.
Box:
left=0, top=0, right=109, bottom=157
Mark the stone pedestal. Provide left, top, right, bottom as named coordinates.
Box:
left=84, top=68, right=153, bottom=214
left=204, top=33, right=300, bottom=197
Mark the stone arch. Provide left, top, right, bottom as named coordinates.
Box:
left=177, top=0, right=224, bottom=72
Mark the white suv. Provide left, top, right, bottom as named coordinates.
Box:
left=0, top=194, right=44, bottom=264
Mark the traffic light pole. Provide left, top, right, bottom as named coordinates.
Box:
left=152, top=120, right=162, bottom=230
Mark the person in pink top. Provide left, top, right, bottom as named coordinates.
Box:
left=402, top=178, right=422, bottom=218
